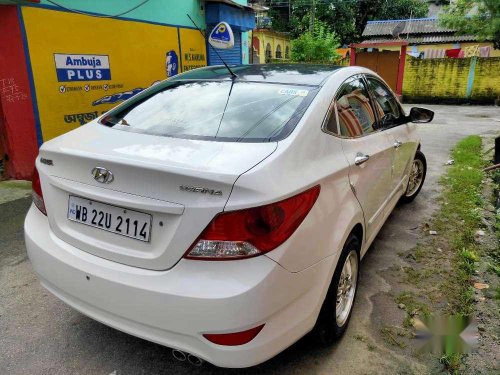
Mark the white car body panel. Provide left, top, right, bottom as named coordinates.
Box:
left=340, top=132, right=394, bottom=247
left=385, top=123, right=419, bottom=193
left=227, top=71, right=366, bottom=271
left=26, top=205, right=335, bottom=368
left=25, top=65, right=423, bottom=368
left=38, top=123, right=277, bottom=270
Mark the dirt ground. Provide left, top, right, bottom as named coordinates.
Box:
left=0, top=104, right=499, bottom=375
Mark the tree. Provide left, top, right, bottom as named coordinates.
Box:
left=290, top=22, right=340, bottom=62
left=377, top=0, right=430, bottom=24
left=263, top=0, right=429, bottom=45
left=439, top=0, right=500, bottom=49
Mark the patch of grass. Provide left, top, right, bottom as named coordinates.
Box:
left=459, top=248, right=479, bottom=263
left=380, top=326, right=406, bottom=348
left=0, top=180, right=31, bottom=190
left=354, top=333, right=377, bottom=352
left=434, top=136, right=485, bottom=317
left=403, top=314, right=414, bottom=329
left=393, top=136, right=497, bottom=373
left=457, top=248, right=477, bottom=276
left=419, top=136, right=490, bottom=373
left=353, top=334, right=367, bottom=342
left=496, top=213, right=500, bottom=241
left=490, top=169, right=500, bottom=271
left=439, top=353, right=462, bottom=374
left=395, top=291, right=431, bottom=318
left=414, top=246, right=429, bottom=262
left=488, top=262, right=500, bottom=277
left=403, top=266, right=435, bottom=285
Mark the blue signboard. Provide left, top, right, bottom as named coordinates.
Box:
left=54, top=53, right=111, bottom=82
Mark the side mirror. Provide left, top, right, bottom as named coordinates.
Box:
left=409, top=107, right=434, bottom=123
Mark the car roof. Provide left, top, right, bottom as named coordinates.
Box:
left=172, top=64, right=346, bottom=86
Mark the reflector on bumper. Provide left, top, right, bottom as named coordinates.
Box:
left=203, top=324, right=265, bottom=346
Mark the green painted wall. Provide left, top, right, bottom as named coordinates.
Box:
left=37, top=0, right=206, bottom=27
left=35, top=0, right=249, bottom=28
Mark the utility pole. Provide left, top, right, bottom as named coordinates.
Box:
left=406, top=10, right=413, bottom=40
left=310, top=0, right=315, bottom=31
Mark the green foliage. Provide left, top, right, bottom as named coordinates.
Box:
left=290, top=22, right=340, bottom=62
left=459, top=248, right=479, bottom=264
left=439, top=352, right=462, bottom=374
left=266, top=0, right=429, bottom=45
left=377, top=0, right=429, bottom=23
left=266, top=7, right=291, bottom=32
left=436, top=135, right=485, bottom=317
left=395, top=291, right=431, bottom=317
left=439, top=0, right=500, bottom=49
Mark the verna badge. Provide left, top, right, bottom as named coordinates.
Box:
left=91, top=167, right=114, bottom=184
left=180, top=185, right=222, bottom=196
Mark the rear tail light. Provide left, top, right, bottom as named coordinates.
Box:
left=203, top=324, right=265, bottom=346
left=32, top=166, right=47, bottom=215
left=185, top=185, right=320, bottom=260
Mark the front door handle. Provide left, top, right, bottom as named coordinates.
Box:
left=354, top=153, right=370, bottom=166
left=394, top=140, right=402, bottom=149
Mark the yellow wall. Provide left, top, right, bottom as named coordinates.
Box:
left=472, top=58, right=500, bottom=101
left=21, top=7, right=206, bottom=141
left=403, top=56, right=500, bottom=102
left=253, top=30, right=291, bottom=63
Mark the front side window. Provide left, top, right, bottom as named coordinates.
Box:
left=366, top=77, right=402, bottom=128
left=331, top=78, right=377, bottom=137
left=101, top=81, right=316, bottom=142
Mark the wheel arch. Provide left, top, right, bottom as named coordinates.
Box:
left=350, top=223, right=364, bottom=252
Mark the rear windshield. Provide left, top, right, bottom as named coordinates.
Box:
left=100, top=80, right=318, bottom=142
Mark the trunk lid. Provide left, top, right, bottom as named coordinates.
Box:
left=38, top=123, right=277, bottom=270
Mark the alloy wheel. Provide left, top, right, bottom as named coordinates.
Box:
left=336, top=250, right=358, bottom=327
left=406, top=159, right=424, bottom=197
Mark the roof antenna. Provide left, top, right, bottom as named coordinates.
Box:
left=186, top=14, right=237, bottom=80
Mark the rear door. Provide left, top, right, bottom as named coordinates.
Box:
left=331, top=76, right=394, bottom=245
left=365, top=75, right=419, bottom=198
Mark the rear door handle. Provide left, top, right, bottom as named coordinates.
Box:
left=354, top=153, right=370, bottom=166
left=394, top=140, right=402, bottom=149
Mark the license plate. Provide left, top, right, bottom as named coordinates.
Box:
left=67, top=196, right=152, bottom=242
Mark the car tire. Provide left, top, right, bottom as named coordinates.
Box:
left=400, top=150, right=426, bottom=204
left=314, top=233, right=360, bottom=346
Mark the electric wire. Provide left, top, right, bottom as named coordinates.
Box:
left=40, top=0, right=151, bottom=19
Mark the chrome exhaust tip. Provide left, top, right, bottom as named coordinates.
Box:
left=187, top=354, right=204, bottom=367
left=172, top=349, right=187, bottom=362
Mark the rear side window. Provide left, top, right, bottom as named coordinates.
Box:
left=333, top=78, right=377, bottom=137
left=101, top=81, right=317, bottom=142
left=366, top=77, right=402, bottom=127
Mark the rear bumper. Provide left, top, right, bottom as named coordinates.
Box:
left=24, top=205, right=335, bottom=368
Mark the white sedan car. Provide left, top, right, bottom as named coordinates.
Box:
left=25, top=64, right=433, bottom=368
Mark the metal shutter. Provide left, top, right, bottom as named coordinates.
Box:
left=207, top=27, right=242, bottom=66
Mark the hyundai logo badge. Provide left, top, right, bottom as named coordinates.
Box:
left=91, top=167, right=114, bottom=184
